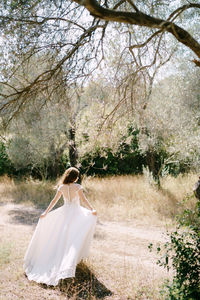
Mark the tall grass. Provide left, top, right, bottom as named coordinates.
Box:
left=0, top=176, right=55, bottom=208
left=0, top=173, right=197, bottom=223
left=83, top=173, right=197, bottom=223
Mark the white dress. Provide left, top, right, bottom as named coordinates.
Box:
left=23, top=183, right=97, bottom=286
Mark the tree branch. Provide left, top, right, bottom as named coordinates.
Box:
left=0, top=15, right=86, bottom=31
left=129, top=29, right=163, bottom=49
left=0, top=23, right=101, bottom=122
left=72, top=0, right=200, bottom=64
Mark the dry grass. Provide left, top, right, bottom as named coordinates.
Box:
left=82, top=173, right=197, bottom=223
left=0, top=175, right=55, bottom=208
left=0, top=173, right=197, bottom=224
left=0, top=173, right=198, bottom=299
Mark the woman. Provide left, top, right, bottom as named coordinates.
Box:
left=23, top=167, right=97, bottom=286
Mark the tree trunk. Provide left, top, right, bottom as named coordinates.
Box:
left=146, top=150, right=161, bottom=187
left=68, top=125, right=78, bottom=167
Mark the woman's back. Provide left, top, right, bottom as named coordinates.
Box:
left=58, top=183, right=82, bottom=204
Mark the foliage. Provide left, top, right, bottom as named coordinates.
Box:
left=149, top=195, right=200, bottom=299
left=7, top=135, right=70, bottom=180
left=0, top=142, right=15, bottom=176
left=5, top=96, right=72, bottom=179
left=0, top=60, right=199, bottom=181
left=80, top=127, right=145, bottom=176
left=1, top=0, right=200, bottom=124
left=0, top=0, right=199, bottom=186
left=138, top=68, right=200, bottom=183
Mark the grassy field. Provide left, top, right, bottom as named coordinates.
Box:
left=1, top=173, right=197, bottom=222
left=0, top=173, right=198, bottom=299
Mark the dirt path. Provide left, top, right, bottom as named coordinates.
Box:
left=0, top=203, right=171, bottom=299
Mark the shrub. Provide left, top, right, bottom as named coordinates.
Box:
left=0, top=142, right=15, bottom=176
left=80, top=127, right=145, bottom=176
left=150, top=195, right=200, bottom=299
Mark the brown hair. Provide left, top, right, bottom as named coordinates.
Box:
left=61, top=167, right=79, bottom=184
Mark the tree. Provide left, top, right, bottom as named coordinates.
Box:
left=7, top=101, right=70, bottom=179
left=0, top=50, right=92, bottom=172
left=0, top=1, right=199, bottom=180
left=72, top=0, right=200, bottom=66
left=0, top=0, right=199, bottom=124
left=0, top=0, right=105, bottom=122
left=138, top=66, right=200, bottom=183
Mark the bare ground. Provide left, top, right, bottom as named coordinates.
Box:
left=0, top=203, right=171, bottom=300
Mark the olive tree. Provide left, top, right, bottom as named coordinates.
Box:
left=0, top=0, right=199, bottom=122
left=138, top=66, right=200, bottom=182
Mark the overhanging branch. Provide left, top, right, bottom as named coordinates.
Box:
left=72, top=0, right=200, bottom=65
left=0, top=23, right=101, bottom=124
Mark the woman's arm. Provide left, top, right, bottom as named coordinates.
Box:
left=78, top=189, right=97, bottom=215
left=40, top=190, right=62, bottom=218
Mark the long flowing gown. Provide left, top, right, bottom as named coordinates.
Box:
left=23, top=183, right=97, bottom=286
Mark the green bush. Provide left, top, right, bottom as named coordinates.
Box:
left=0, top=142, right=15, bottom=176
left=0, top=125, right=195, bottom=180
left=150, top=196, right=200, bottom=299
left=80, top=127, right=145, bottom=176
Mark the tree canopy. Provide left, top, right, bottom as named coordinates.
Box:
left=0, top=0, right=199, bottom=178
left=72, top=0, right=200, bottom=65
left=0, top=0, right=199, bottom=117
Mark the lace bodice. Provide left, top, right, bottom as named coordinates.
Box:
left=58, top=183, right=82, bottom=205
